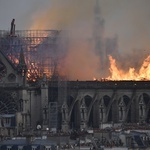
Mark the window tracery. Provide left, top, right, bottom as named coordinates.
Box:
left=0, top=91, right=18, bottom=114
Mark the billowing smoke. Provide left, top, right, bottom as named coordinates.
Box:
left=30, top=0, right=102, bottom=80
left=30, top=0, right=150, bottom=80
left=59, top=23, right=101, bottom=80
left=1, top=0, right=150, bottom=80
left=30, top=0, right=94, bottom=30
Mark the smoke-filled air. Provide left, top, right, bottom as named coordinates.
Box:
left=1, top=0, right=150, bottom=80
left=30, top=0, right=150, bottom=80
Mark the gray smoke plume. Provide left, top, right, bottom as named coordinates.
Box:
left=0, top=0, right=150, bottom=80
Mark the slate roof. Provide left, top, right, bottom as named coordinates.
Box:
left=0, top=138, right=28, bottom=145
left=32, top=139, right=57, bottom=146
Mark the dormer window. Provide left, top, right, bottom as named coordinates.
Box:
left=32, top=146, right=37, bottom=150
left=45, top=146, right=51, bottom=150
left=18, top=146, right=23, bottom=150
left=7, top=146, right=12, bottom=150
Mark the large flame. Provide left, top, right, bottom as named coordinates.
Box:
left=107, top=55, right=150, bottom=81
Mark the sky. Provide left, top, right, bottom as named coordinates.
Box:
left=0, top=0, right=150, bottom=80
left=0, top=0, right=150, bottom=54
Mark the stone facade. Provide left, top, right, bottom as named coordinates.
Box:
left=0, top=49, right=150, bottom=136
left=49, top=81, right=150, bottom=131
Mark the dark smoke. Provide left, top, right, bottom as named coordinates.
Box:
left=0, top=0, right=150, bottom=80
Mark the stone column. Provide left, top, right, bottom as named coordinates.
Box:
left=139, top=104, right=146, bottom=122
left=61, top=102, right=69, bottom=132
left=41, top=74, right=49, bottom=129
left=99, top=103, right=106, bottom=123
left=80, top=100, right=87, bottom=130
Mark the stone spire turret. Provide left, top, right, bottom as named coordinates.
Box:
left=17, top=48, right=27, bottom=77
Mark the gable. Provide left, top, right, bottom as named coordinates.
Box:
left=0, top=50, right=22, bottom=85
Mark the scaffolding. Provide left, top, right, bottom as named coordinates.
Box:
left=0, top=30, right=61, bottom=81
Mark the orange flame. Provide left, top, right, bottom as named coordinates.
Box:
left=107, top=55, right=150, bottom=81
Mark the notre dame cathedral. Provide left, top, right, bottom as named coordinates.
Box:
left=0, top=43, right=150, bottom=137
left=0, top=9, right=149, bottom=136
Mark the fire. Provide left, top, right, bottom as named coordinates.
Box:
left=93, top=77, right=97, bottom=81
left=27, top=62, right=40, bottom=82
left=107, top=55, right=150, bottom=81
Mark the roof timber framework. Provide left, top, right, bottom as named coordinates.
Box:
left=0, top=30, right=60, bottom=81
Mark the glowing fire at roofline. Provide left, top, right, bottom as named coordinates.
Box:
left=94, top=55, right=150, bottom=81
